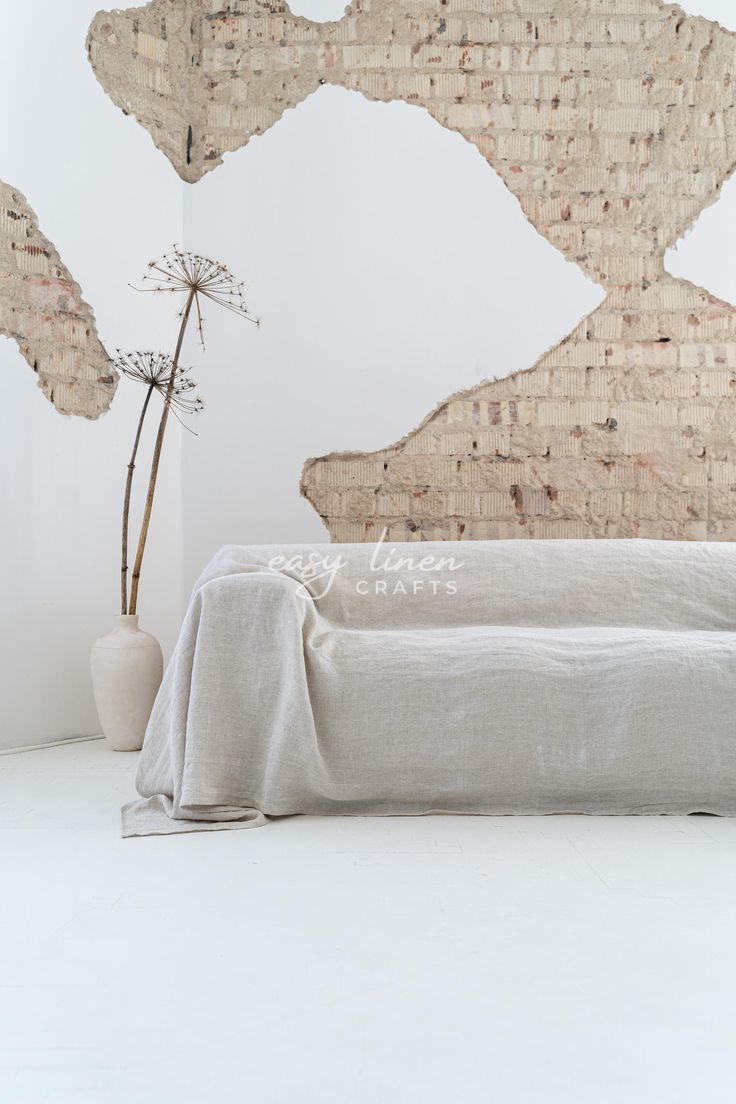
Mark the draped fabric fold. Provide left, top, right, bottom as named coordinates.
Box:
left=123, top=540, right=736, bottom=837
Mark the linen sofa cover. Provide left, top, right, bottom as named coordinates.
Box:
left=123, top=540, right=736, bottom=836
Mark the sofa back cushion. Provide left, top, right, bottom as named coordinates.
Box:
left=210, top=540, right=736, bottom=632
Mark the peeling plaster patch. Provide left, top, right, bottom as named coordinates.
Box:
left=88, top=0, right=736, bottom=539
left=0, top=181, right=115, bottom=418
left=87, top=0, right=736, bottom=273
left=87, top=1, right=326, bottom=186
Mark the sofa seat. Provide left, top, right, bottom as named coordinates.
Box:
left=307, top=624, right=736, bottom=815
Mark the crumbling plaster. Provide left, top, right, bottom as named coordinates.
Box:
left=89, top=0, right=736, bottom=538
left=0, top=180, right=115, bottom=418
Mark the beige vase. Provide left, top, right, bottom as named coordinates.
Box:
left=90, top=615, right=163, bottom=752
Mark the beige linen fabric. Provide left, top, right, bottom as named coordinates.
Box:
left=123, top=540, right=736, bottom=837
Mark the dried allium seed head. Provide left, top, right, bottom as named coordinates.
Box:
left=113, top=350, right=204, bottom=417
left=113, top=350, right=173, bottom=388
left=135, top=247, right=258, bottom=346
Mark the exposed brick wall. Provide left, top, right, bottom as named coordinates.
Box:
left=303, top=279, right=736, bottom=540
left=89, top=0, right=736, bottom=537
left=0, top=181, right=115, bottom=418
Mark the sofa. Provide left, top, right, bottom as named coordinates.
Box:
left=123, top=539, right=736, bottom=836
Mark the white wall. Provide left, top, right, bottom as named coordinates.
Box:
left=1, top=0, right=735, bottom=746
left=0, top=1, right=183, bottom=748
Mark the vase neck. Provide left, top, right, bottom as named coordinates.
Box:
left=114, top=614, right=140, bottom=631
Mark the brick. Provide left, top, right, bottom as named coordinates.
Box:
left=0, top=180, right=115, bottom=418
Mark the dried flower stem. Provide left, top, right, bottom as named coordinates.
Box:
left=123, top=248, right=256, bottom=615
left=129, top=291, right=196, bottom=615
left=121, top=383, right=156, bottom=615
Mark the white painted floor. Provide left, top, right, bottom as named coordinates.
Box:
left=2, top=741, right=736, bottom=1103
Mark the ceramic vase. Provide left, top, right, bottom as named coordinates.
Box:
left=90, top=615, right=163, bottom=752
